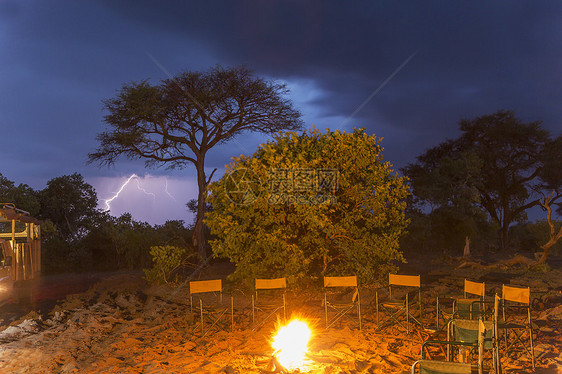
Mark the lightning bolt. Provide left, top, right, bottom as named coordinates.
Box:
left=164, top=177, right=176, bottom=200
left=103, top=174, right=156, bottom=211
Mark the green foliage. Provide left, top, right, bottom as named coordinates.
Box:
left=38, top=173, right=100, bottom=241
left=143, top=245, right=189, bottom=284
left=206, top=128, right=410, bottom=283
left=0, top=173, right=40, bottom=215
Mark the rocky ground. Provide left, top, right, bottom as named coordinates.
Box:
left=1, top=255, right=562, bottom=373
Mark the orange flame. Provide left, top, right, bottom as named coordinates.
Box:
left=271, top=319, right=312, bottom=370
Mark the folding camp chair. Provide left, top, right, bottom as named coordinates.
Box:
left=412, top=318, right=489, bottom=374
left=446, top=295, right=502, bottom=374
left=499, top=284, right=535, bottom=369
left=437, top=279, right=486, bottom=329
left=252, top=277, right=287, bottom=330
left=324, top=276, right=361, bottom=329
left=189, top=279, right=233, bottom=337
left=376, top=274, right=422, bottom=334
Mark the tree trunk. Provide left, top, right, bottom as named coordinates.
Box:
left=463, top=236, right=470, bottom=258
left=537, top=192, right=562, bottom=264
left=193, top=156, right=208, bottom=263
left=537, top=233, right=561, bottom=264
left=499, top=224, right=509, bottom=251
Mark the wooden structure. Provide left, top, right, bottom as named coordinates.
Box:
left=0, top=203, right=41, bottom=303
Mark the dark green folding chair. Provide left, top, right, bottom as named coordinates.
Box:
left=412, top=318, right=488, bottom=374
left=445, top=295, right=502, bottom=374
left=436, top=279, right=486, bottom=330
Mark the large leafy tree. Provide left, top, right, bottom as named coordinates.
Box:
left=404, top=110, right=561, bottom=251
left=206, top=128, right=410, bottom=283
left=38, top=173, right=100, bottom=241
left=0, top=173, right=40, bottom=216
left=89, top=66, right=303, bottom=262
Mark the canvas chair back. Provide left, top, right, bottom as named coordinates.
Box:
left=190, top=279, right=222, bottom=294
left=389, top=274, right=420, bottom=287
left=502, top=284, right=529, bottom=305
left=464, top=279, right=485, bottom=298
left=256, top=277, right=286, bottom=290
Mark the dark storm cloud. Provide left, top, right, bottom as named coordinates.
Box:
left=1, top=0, right=561, bottom=223
left=98, top=0, right=562, bottom=166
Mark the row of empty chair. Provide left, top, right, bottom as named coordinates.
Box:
left=188, top=275, right=535, bottom=370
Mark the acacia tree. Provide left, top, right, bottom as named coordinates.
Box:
left=205, top=128, right=410, bottom=283
left=89, top=66, right=303, bottom=262
left=405, top=110, right=560, bottom=251
left=535, top=136, right=562, bottom=263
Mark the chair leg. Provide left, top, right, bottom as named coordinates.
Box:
left=200, top=299, right=204, bottom=335
left=324, top=292, right=328, bottom=328
left=252, top=295, right=255, bottom=326
left=529, top=309, right=535, bottom=370
left=358, top=292, right=362, bottom=330
left=376, top=292, right=379, bottom=326
left=406, top=294, right=409, bottom=334
left=283, top=293, right=286, bottom=323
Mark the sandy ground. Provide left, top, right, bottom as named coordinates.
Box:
left=1, top=259, right=562, bottom=374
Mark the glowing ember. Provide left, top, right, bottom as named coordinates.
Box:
left=271, top=319, right=312, bottom=370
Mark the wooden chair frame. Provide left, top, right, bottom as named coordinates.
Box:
left=324, top=276, right=361, bottom=329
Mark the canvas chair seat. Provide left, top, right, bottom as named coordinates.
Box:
left=381, top=299, right=406, bottom=308
left=413, top=360, right=471, bottom=374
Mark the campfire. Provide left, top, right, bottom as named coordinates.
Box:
left=270, top=319, right=312, bottom=372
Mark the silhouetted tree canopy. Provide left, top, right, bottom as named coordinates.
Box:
left=404, top=110, right=561, bottom=251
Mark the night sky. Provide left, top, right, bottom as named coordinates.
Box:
left=1, top=1, right=561, bottom=224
